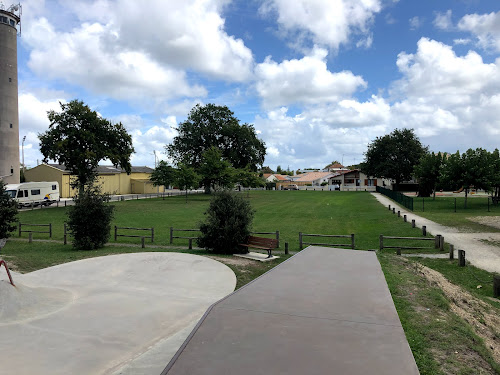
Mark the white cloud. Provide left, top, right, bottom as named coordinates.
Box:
left=22, top=0, right=254, bottom=106
left=453, top=38, right=471, bottom=46
left=255, top=47, right=366, bottom=108
left=259, top=0, right=382, bottom=50
left=433, top=10, right=453, bottom=30
left=409, top=16, right=422, bottom=30
left=457, top=11, right=500, bottom=52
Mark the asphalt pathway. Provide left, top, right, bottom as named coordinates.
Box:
left=371, top=193, right=500, bottom=274
left=162, top=246, right=419, bottom=375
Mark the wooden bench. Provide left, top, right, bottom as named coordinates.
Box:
left=239, top=236, right=278, bottom=258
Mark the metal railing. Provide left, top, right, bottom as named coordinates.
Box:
left=376, top=186, right=414, bottom=211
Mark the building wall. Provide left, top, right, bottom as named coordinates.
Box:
left=0, top=10, right=20, bottom=184
left=25, top=165, right=159, bottom=197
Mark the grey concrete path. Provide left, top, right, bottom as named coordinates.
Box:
left=162, top=246, right=419, bottom=375
left=0, top=252, right=236, bottom=375
left=372, top=193, right=500, bottom=273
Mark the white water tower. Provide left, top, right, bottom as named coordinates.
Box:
left=0, top=3, right=21, bottom=183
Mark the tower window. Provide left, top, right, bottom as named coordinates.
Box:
left=9, top=78, right=12, bottom=82
left=10, top=124, right=13, bottom=128
left=10, top=19, right=15, bottom=26
left=10, top=168, right=14, bottom=174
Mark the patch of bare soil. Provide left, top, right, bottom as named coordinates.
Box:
left=416, top=263, right=500, bottom=364
left=205, top=256, right=255, bottom=267
left=468, top=216, right=500, bottom=230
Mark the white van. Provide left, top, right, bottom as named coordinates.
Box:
left=5, top=181, right=60, bottom=207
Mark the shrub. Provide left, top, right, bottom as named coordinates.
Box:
left=66, top=184, right=114, bottom=250
left=197, top=190, right=254, bottom=254
left=320, top=182, right=328, bottom=186
left=0, top=181, right=18, bottom=241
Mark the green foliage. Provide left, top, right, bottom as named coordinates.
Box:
left=167, top=103, right=266, bottom=170
left=0, top=181, right=18, bottom=239
left=39, top=100, right=134, bottom=191
left=176, top=163, right=200, bottom=202
left=235, top=166, right=264, bottom=188
left=150, top=161, right=177, bottom=188
left=414, top=152, right=444, bottom=197
left=260, top=166, right=274, bottom=174
left=197, top=190, right=254, bottom=254
left=320, top=182, right=328, bottom=186
left=198, top=146, right=235, bottom=193
left=66, top=184, right=114, bottom=250
left=363, top=128, right=427, bottom=186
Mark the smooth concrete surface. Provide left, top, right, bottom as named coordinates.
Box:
left=163, top=246, right=420, bottom=375
left=233, top=252, right=279, bottom=262
left=0, top=252, right=236, bottom=375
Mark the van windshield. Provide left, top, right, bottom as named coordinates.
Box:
left=5, top=190, right=16, bottom=198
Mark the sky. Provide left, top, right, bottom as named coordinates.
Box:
left=11, top=0, right=500, bottom=171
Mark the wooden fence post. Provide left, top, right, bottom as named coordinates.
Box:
left=189, top=238, right=193, bottom=250
left=458, top=250, right=466, bottom=267
left=396, top=248, right=401, bottom=256
left=285, top=242, right=289, bottom=255
left=404, top=214, right=407, bottom=222
left=422, top=225, right=427, bottom=236
left=299, top=232, right=303, bottom=249
left=412, top=219, right=416, bottom=228
left=392, top=208, right=395, bottom=214
left=151, top=227, right=154, bottom=243
left=494, top=275, right=500, bottom=298
left=170, top=227, right=174, bottom=244
left=141, top=237, right=145, bottom=249
left=449, top=244, right=454, bottom=260
left=114, top=226, right=117, bottom=241
left=29, top=232, right=33, bottom=243
left=434, top=235, right=440, bottom=248
left=351, top=234, right=355, bottom=249
left=388, top=205, right=391, bottom=210
left=49, top=223, right=52, bottom=238
left=19, top=222, right=22, bottom=237
left=397, top=211, right=401, bottom=217
left=440, top=235, right=444, bottom=251
left=379, top=234, right=384, bottom=251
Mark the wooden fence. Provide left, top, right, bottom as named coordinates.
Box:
left=18, top=223, right=52, bottom=238
left=299, top=232, right=355, bottom=249
left=379, top=234, right=444, bottom=251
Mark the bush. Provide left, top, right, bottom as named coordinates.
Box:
left=0, top=181, right=18, bottom=240
left=320, top=182, right=328, bottom=186
left=197, top=190, right=254, bottom=254
left=67, top=184, right=114, bottom=250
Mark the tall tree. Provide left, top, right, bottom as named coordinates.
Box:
left=175, top=163, right=200, bottom=203
left=440, top=148, right=493, bottom=208
left=363, top=128, right=427, bottom=189
left=167, top=104, right=266, bottom=170
left=198, top=147, right=235, bottom=193
left=150, top=161, right=177, bottom=189
left=39, top=100, right=134, bottom=195
left=414, top=152, right=444, bottom=198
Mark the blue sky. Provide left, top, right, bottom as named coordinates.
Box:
left=14, top=0, right=500, bottom=170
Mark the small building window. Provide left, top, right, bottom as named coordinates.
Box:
left=10, top=123, right=13, bottom=128
left=52, top=185, right=57, bottom=190
left=31, top=189, right=41, bottom=195
left=9, top=78, right=12, bottom=82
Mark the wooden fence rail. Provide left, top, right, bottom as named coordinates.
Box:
left=299, top=232, right=355, bottom=250
left=379, top=234, right=444, bottom=251
left=18, top=223, right=52, bottom=238
left=114, top=226, right=154, bottom=242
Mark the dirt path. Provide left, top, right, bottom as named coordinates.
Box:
left=372, top=193, right=500, bottom=274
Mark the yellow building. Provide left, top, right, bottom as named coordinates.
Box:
left=24, top=164, right=164, bottom=198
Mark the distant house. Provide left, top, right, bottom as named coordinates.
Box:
left=329, top=169, right=389, bottom=191
left=263, top=173, right=290, bottom=183
left=24, top=164, right=164, bottom=198
left=277, top=172, right=334, bottom=189
left=323, top=163, right=349, bottom=172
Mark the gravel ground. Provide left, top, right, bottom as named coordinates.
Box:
left=372, top=193, right=500, bottom=274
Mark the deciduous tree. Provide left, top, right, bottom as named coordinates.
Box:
left=0, top=181, right=17, bottom=244
left=363, top=128, right=427, bottom=189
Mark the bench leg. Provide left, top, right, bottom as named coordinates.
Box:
left=267, top=249, right=272, bottom=258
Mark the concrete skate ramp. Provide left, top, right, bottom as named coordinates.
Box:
left=0, top=252, right=236, bottom=375
left=163, top=247, right=419, bottom=375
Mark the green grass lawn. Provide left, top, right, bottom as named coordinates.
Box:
left=12, top=191, right=441, bottom=252
left=2, top=190, right=499, bottom=373
left=410, top=195, right=500, bottom=232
